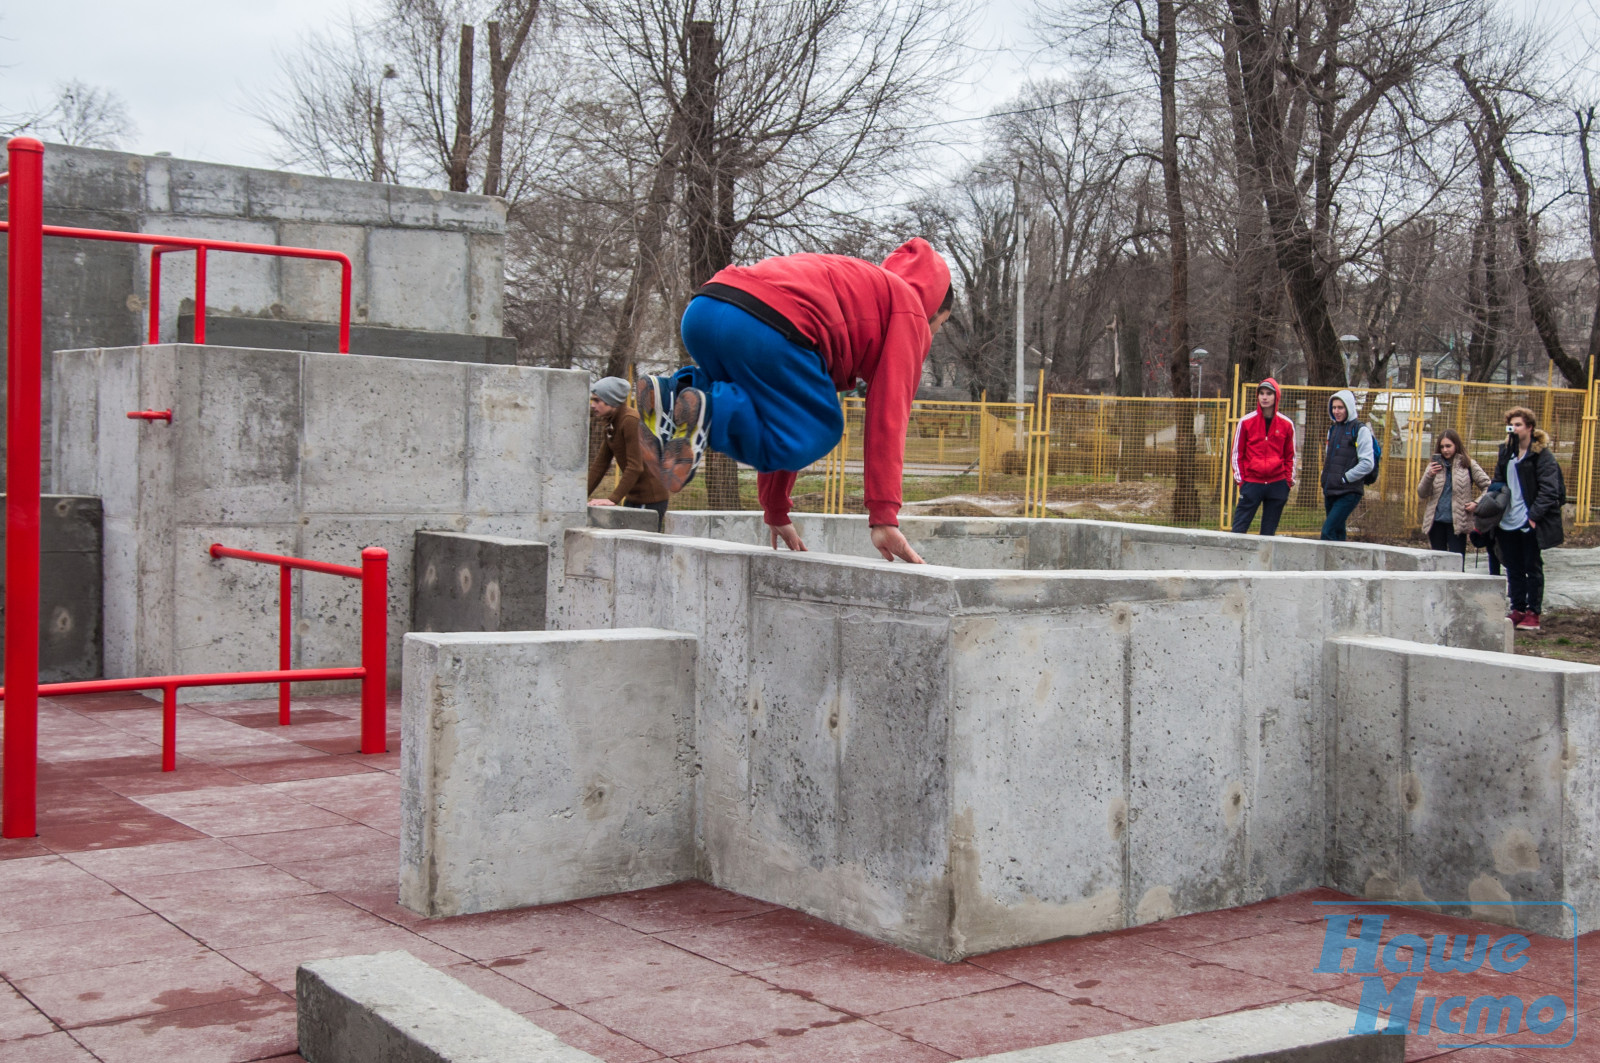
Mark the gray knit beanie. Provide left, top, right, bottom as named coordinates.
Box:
left=590, top=376, right=629, bottom=407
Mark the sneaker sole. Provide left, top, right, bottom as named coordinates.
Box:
left=660, top=388, right=708, bottom=494
left=635, top=376, right=673, bottom=448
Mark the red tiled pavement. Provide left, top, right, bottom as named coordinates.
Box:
left=0, top=689, right=1597, bottom=1061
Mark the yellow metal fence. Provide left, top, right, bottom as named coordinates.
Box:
left=803, top=357, right=1600, bottom=537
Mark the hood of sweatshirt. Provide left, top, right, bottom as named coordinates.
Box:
left=1255, top=377, right=1281, bottom=416
left=1330, top=389, right=1358, bottom=424
left=881, top=238, right=952, bottom=319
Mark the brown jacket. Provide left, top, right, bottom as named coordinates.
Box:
left=588, top=404, right=668, bottom=505
left=1416, top=454, right=1490, bottom=534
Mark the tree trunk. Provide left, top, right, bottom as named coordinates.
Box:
left=1579, top=108, right=1600, bottom=381
left=482, top=3, right=541, bottom=199
left=1151, top=0, right=1199, bottom=524
left=605, top=131, right=679, bottom=379
left=448, top=23, right=475, bottom=193
left=682, top=19, right=741, bottom=510
left=1464, top=123, right=1503, bottom=383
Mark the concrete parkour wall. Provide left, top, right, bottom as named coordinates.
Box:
left=2, top=143, right=513, bottom=486
left=51, top=344, right=586, bottom=694
left=402, top=521, right=1523, bottom=961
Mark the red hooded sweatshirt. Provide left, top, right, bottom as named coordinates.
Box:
left=701, top=238, right=951, bottom=527
left=1231, top=377, right=1297, bottom=484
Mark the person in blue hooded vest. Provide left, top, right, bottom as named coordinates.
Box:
left=1320, top=389, right=1375, bottom=541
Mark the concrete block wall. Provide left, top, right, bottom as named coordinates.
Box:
left=0, top=494, right=102, bottom=682
left=400, top=630, right=697, bottom=918
left=411, top=531, right=548, bottom=634
left=51, top=344, right=587, bottom=695
left=550, top=528, right=1506, bottom=959
left=645, top=512, right=1456, bottom=572
left=1326, top=636, right=1600, bottom=937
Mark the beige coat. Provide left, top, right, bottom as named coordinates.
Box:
left=1416, top=454, right=1491, bottom=534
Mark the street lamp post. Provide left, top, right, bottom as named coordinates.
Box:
left=1190, top=347, right=1208, bottom=396
left=1339, top=335, right=1360, bottom=387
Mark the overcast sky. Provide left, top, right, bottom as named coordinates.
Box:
left=0, top=0, right=1587, bottom=177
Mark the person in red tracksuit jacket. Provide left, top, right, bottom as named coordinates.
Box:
left=1230, top=377, right=1298, bottom=535
left=634, top=238, right=953, bottom=563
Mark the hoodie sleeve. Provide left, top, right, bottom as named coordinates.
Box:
left=861, top=310, right=929, bottom=526
left=759, top=470, right=797, bottom=527
left=1282, top=419, right=1298, bottom=483
left=1344, top=425, right=1375, bottom=483
left=1231, top=415, right=1246, bottom=483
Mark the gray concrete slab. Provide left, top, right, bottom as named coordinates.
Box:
left=297, top=950, right=601, bottom=1063
left=961, top=1001, right=1398, bottom=1062
left=411, top=530, right=547, bottom=633
left=1326, top=635, right=1600, bottom=936
left=400, top=629, right=696, bottom=918
left=0, top=495, right=102, bottom=682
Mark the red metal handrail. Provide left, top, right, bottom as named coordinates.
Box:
left=0, top=222, right=354, bottom=353
left=207, top=543, right=387, bottom=743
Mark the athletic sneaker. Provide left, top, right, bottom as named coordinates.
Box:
left=657, top=385, right=710, bottom=493
left=1507, top=609, right=1524, bottom=626
left=1515, top=612, right=1541, bottom=631
left=635, top=374, right=674, bottom=450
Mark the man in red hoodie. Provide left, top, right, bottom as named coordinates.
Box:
left=1230, top=378, right=1298, bottom=535
left=636, top=238, right=953, bottom=563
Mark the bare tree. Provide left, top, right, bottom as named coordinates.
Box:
left=38, top=80, right=135, bottom=149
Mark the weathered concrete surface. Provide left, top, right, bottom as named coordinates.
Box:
left=658, top=512, right=1456, bottom=572
left=587, top=505, right=659, bottom=534
left=550, top=528, right=1505, bottom=959
left=52, top=344, right=587, bottom=696
left=1326, top=635, right=1600, bottom=937
left=962, top=1001, right=1397, bottom=1062
left=0, top=494, right=102, bottom=681
left=3, top=142, right=508, bottom=485
left=1540, top=546, right=1600, bottom=610
left=297, top=950, right=601, bottom=1063
left=400, top=629, right=696, bottom=918
left=411, top=531, right=547, bottom=634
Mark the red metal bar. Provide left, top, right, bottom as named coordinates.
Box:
left=162, top=685, right=176, bottom=772
left=148, top=248, right=162, bottom=343
left=208, top=543, right=362, bottom=579
left=127, top=409, right=173, bottom=423
left=279, top=566, right=292, bottom=726
left=0, top=222, right=355, bottom=353
left=360, top=547, right=388, bottom=754
left=3, top=137, right=43, bottom=838
left=193, top=245, right=206, bottom=345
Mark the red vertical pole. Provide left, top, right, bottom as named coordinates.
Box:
left=359, top=547, right=388, bottom=754
left=161, top=685, right=176, bottom=772
left=192, top=246, right=206, bottom=344
left=148, top=249, right=162, bottom=344
left=337, top=259, right=352, bottom=354
left=279, top=565, right=291, bottom=725
left=3, top=137, right=44, bottom=838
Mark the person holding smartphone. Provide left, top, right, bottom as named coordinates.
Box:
left=1415, top=428, right=1489, bottom=565
left=1466, top=407, right=1564, bottom=630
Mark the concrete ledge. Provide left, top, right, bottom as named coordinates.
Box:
left=659, top=511, right=1455, bottom=572
left=1327, top=635, right=1600, bottom=935
left=963, top=1001, right=1398, bottom=1062
left=297, top=950, right=601, bottom=1062
left=587, top=505, right=658, bottom=533
left=400, top=628, right=696, bottom=917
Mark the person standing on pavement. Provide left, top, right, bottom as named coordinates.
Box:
left=586, top=376, right=670, bottom=531
left=1467, top=407, right=1564, bottom=631
left=1319, top=389, right=1375, bottom=541
left=1415, top=429, right=1489, bottom=564
left=1230, top=379, right=1297, bottom=535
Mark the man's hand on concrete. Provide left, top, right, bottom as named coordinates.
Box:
left=587, top=499, right=615, bottom=507
left=870, top=525, right=924, bottom=564
left=770, top=523, right=807, bottom=552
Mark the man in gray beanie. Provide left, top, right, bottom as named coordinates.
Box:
left=588, top=376, right=668, bottom=529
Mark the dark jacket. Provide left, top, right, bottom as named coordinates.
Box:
left=588, top=404, right=668, bottom=505
left=1490, top=429, right=1564, bottom=550
left=1321, top=389, right=1375, bottom=498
